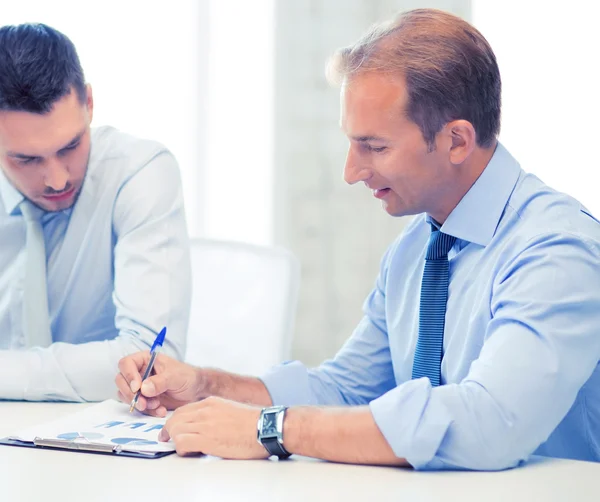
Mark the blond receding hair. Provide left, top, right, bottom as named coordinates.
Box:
left=328, top=8, right=501, bottom=150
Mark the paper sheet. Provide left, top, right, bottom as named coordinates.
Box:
left=9, top=399, right=175, bottom=453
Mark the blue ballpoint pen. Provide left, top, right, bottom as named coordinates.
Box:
left=129, top=326, right=167, bottom=413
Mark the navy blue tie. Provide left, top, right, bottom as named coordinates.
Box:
left=412, top=226, right=456, bottom=386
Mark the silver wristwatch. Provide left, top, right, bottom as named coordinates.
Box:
left=256, top=405, right=291, bottom=459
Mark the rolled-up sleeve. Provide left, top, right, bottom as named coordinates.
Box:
left=262, top=246, right=397, bottom=408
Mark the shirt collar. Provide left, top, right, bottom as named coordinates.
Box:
left=435, top=142, right=521, bottom=247
left=0, top=169, right=25, bottom=216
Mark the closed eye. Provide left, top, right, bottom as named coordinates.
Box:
left=360, top=143, right=387, bottom=153
left=58, top=142, right=80, bottom=156
left=17, top=157, right=40, bottom=166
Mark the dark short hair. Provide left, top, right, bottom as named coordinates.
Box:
left=328, top=9, right=501, bottom=150
left=0, top=23, right=86, bottom=113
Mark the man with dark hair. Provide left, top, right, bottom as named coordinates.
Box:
left=117, top=9, right=600, bottom=470
left=0, top=23, right=191, bottom=401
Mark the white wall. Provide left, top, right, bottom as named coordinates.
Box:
left=473, top=1, right=600, bottom=215
left=274, top=0, right=472, bottom=365
left=204, top=0, right=275, bottom=245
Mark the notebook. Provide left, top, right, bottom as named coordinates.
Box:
left=0, top=399, right=175, bottom=458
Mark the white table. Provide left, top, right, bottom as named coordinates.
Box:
left=1, top=402, right=599, bottom=502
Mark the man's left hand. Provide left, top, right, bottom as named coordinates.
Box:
left=159, top=396, right=269, bottom=459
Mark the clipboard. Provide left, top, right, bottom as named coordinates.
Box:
left=0, top=399, right=176, bottom=459
left=0, top=436, right=174, bottom=459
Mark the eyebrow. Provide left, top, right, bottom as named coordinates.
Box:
left=351, top=135, right=388, bottom=142
left=7, top=129, right=86, bottom=160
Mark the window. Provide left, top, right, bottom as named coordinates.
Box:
left=2, top=0, right=275, bottom=244
left=473, top=2, right=600, bottom=215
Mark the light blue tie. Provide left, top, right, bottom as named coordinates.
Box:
left=412, top=226, right=456, bottom=386
left=20, top=201, right=53, bottom=348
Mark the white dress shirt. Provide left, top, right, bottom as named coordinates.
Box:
left=0, top=126, right=191, bottom=401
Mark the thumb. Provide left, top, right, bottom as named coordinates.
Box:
left=141, top=372, right=177, bottom=397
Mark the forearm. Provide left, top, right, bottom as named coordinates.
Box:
left=283, top=405, right=408, bottom=466
left=200, top=368, right=273, bottom=406
left=261, top=319, right=396, bottom=409
left=0, top=332, right=157, bottom=402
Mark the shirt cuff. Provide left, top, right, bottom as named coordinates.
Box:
left=0, top=351, right=31, bottom=400
left=369, top=377, right=453, bottom=469
left=260, top=360, right=315, bottom=406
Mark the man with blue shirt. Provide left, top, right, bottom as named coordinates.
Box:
left=0, top=24, right=191, bottom=402
left=117, top=9, right=600, bottom=470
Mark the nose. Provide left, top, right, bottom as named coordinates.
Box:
left=343, top=147, right=372, bottom=185
left=44, top=158, right=69, bottom=192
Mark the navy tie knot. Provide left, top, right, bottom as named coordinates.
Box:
left=425, top=228, right=456, bottom=260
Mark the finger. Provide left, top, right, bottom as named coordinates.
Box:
left=136, top=405, right=167, bottom=418
left=133, top=395, right=149, bottom=412
left=115, top=373, right=134, bottom=401
left=159, top=425, right=170, bottom=442
left=115, top=390, right=169, bottom=418
left=116, top=381, right=149, bottom=411
left=117, top=390, right=128, bottom=404
left=160, top=412, right=186, bottom=441
left=172, top=433, right=205, bottom=456
left=160, top=405, right=204, bottom=441
left=160, top=413, right=176, bottom=441
left=118, top=352, right=151, bottom=393
left=117, top=389, right=143, bottom=408
left=145, top=397, right=162, bottom=410
left=162, top=421, right=201, bottom=444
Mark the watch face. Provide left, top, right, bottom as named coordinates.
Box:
left=262, top=412, right=278, bottom=436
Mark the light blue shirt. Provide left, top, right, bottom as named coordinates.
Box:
left=0, top=126, right=191, bottom=402
left=262, top=143, right=600, bottom=471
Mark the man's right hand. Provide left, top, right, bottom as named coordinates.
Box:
left=116, top=352, right=204, bottom=417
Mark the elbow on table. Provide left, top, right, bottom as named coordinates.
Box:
left=419, top=412, right=540, bottom=470
left=418, top=440, right=529, bottom=471
left=445, top=421, right=539, bottom=471
left=459, top=447, right=527, bottom=472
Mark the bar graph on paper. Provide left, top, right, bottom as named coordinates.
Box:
left=10, top=400, right=174, bottom=453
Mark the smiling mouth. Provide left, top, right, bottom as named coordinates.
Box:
left=372, top=188, right=391, bottom=199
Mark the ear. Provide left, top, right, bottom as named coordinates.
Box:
left=445, top=120, right=476, bottom=165
left=85, top=83, right=94, bottom=124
